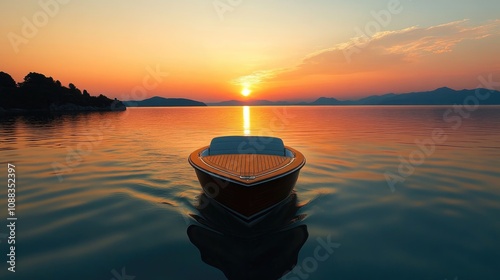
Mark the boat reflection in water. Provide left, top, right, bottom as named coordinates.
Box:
left=187, top=192, right=308, bottom=280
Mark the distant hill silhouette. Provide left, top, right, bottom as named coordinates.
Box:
left=0, top=71, right=126, bottom=113
left=309, top=97, right=343, bottom=105
left=310, top=87, right=500, bottom=105
left=124, top=96, right=206, bottom=107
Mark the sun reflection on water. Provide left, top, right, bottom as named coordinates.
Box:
left=243, top=106, right=250, bottom=135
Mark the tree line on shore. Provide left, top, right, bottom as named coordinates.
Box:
left=0, top=71, right=125, bottom=111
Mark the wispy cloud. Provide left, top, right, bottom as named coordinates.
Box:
left=235, top=19, right=500, bottom=84
left=231, top=69, right=280, bottom=87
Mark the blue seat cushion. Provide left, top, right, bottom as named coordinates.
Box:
left=209, top=136, right=285, bottom=156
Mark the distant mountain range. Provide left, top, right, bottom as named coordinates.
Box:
left=124, top=87, right=500, bottom=107
left=209, top=87, right=500, bottom=106
left=124, top=96, right=206, bottom=107
left=308, top=87, right=500, bottom=105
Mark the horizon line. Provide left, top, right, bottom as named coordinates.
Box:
left=130, top=86, right=494, bottom=104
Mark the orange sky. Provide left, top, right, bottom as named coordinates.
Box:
left=1, top=1, right=499, bottom=102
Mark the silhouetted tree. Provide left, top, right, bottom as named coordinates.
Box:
left=0, top=72, right=18, bottom=107
left=0, top=72, right=16, bottom=88
left=20, top=72, right=51, bottom=87
left=69, top=83, right=82, bottom=95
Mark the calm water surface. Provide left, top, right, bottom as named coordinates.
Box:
left=1, top=106, right=500, bottom=280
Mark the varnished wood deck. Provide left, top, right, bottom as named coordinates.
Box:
left=203, top=154, right=291, bottom=177
left=189, top=146, right=305, bottom=185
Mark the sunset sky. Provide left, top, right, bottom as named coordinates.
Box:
left=1, top=0, right=499, bottom=102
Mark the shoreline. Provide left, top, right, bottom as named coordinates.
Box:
left=0, top=103, right=126, bottom=115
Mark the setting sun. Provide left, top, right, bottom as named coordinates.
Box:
left=241, top=88, right=252, bottom=97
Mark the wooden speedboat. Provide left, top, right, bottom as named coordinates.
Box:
left=188, top=136, right=305, bottom=220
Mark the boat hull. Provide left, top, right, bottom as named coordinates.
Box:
left=193, top=167, right=301, bottom=218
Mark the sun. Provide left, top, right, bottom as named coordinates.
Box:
left=241, top=87, right=251, bottom=97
